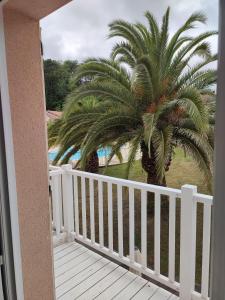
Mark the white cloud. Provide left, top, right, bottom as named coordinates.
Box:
left=41, top=0, right=219, bottom=62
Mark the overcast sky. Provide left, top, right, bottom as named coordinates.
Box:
left=41, top=0, right=219, bottom=62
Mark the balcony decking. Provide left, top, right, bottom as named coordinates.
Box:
left=54, top=241, right=179, bottom=300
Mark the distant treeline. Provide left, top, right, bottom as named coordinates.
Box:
left=44, top=59, right=79, bottom=110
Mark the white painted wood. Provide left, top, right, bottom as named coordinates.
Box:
left=89, top=178, right=95, bottom=244
left=56, top=255, right=102, bottom=287
left=141, top=190, right=147, bottom=268
left=62, top=165, right=74, bottom=241
left=51, top=168, right=213, bottom=298
left=169, top=195, right=176, bottom=282
left=129, top=187, right=135, bottom=263
left=81, top=176, right=87, bottom=239
left=0, top=266, right=4, bottom=300
left=56, top=259, right=111, bottom=298
left=180, top=185, right=197, bottom=300
left=132, top=281, right=158, bottom=299
left=60, top=262, right=118, bottom=300
left=201, top=204, right=211, bottom=298
left=73, top=175, right=80, bottom=237
left=54, top=243, right=81, bottom=261
left=154, top=192, right=161, bottom=275
left=77, top=266, right=127, bottom=299
left=169, top=296, right=179, bottom=300
left=51, top=175, right=61, bottom=235
left=54, top=243, right=73, bottom=254
left=54, top=246, right=88, bottom=269
left=117, top=184, right=123, bottom=258
left=74, top=235, right=180, bottom=291
left=54, top=249, right=90, bottom=276
left=54, top=241, right=176, bottom=300
left=0, top=8, right=24, bottom=299
left=98, top=180, right=104, bottom=247
left=149, top=287, right=172, bottom=299
left=113, top=276, right=147, bottom=299
left=68, top=169, right=182, bottom=197
left=107, top=181, right=113, bottom=252
left=96, top=270, right=137, bottom=299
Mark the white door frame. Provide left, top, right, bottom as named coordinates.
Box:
left=0, top=5, right=24, bottom=300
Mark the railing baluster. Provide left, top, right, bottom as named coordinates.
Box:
left=169, top=195, right=176, bottom=282
left=201, top=203, right=211, bottom=298
left=50, top=167, right=213, bottom=296
left=117, top=184, right=123, bottom=258
left=81, top=176, right=87, bottom=240
left=108, top=182, right=113, bottom=252
left=51, top=175, right=61, bottom=236
left=141, top=190, right=147, bottom=268
left=98, top=180, right=104, bottom=248
left=89, top=178, right=95, bottom=244
left=62, top=165, right=74, bottom=241
left=154, top=192, right=161, bottom=275
left=73, top=174, right=79, bottom=237
left=129, top=187, right=135, bottom=263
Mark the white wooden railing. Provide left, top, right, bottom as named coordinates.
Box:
left=49, top=165, right=213, bottom=300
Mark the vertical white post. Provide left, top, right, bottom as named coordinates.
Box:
left=168, top=195, right=176, bottom=283
left=98, top=180, right=104, bottom=248
left=50, top=175, right=61, bottom=236
left=154, top=192, right=161, bottom=275
left=117, top=184, right=123, bottom=258
left=73, top=175, right=79, bottom=237
left=62, top=164, right=74, bottom=242
left=129, top=187, right=135, bottom=263
left=180, top=185, right=197, bottom=300
left=141, top=190, right=147, bottom=268
left=89, top=178, right=95, bottom=244
left=81, top=175, right=87, bottom=240
left=108, top=182, right=113, bottom=252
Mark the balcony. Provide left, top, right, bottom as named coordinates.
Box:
left=49, top=165, right=213, bottom=300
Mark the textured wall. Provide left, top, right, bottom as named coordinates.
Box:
left=5, top=0, right=71, bottom=20
left=3, top=7, right=55, bottom=300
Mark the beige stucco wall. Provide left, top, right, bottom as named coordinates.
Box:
left=3, top=7, right=55, bottom=299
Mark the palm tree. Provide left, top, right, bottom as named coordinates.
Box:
left=55, top=8, right=217, bottom=187
left=48, top=97, right=103, bottom=172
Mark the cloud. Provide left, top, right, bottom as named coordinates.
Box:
left=41, top=0, right=219, bottom=62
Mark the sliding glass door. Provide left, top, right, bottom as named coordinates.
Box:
left=0, top=92, right=17, bottom=299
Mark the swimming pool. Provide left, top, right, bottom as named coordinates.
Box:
left=48, top=148, right=110, bottom=162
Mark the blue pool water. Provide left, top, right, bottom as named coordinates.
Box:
left=48, top=148, right=110, bottom=162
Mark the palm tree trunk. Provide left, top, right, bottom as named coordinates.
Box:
left=85, top=150, right=99, bottom=173
left=141, top=141, right=168, bottom=215
left=140, top=141, right=166, bottom=186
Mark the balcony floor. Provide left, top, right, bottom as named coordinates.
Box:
left=54, top=241, right=179, bottom=300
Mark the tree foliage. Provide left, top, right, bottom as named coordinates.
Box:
left=44, top=59, right=78, bottom=110
left=49, top=8, right=217, bottom=188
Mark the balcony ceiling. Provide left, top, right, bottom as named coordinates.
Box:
left=5, top=0, right=72, bottom=20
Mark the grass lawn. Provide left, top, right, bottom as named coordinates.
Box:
left=77, top=149, right=211, bottom=290
left=103, top=148, right=210, bottom=194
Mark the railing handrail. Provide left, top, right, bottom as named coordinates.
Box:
left=49, top=165, right=213, bottom=300
left=49, top=166, right=213, bottom=205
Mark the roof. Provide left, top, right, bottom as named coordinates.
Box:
left=46, top=110, right=62, bottom=122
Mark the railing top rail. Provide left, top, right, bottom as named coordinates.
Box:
left=193, top=193, right=213, bottom=206
left=49, top=165, right=213, bottom=204
left=49, top=169, right=63, bottom=176
left=68, top=169, right=182, bottom=197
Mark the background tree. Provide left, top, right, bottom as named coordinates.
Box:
left=44, top=59, right=78, bottom=110
left=64, top=8, right=216, bottom=188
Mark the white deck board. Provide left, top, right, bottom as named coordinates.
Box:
left=131, top=282, right=158, bottom=299
left=112, top=276, right=147, bottom=300
left=96, top=271, right=137, bottom=299
left=54, top=241, right=179, bottom=300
